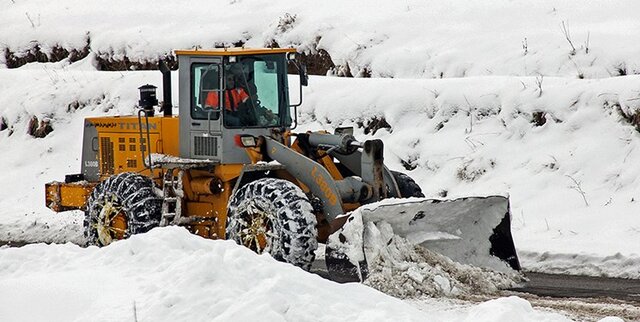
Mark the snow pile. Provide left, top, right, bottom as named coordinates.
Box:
left=0, top=227, right=432, bottom=322
left=0, top=227, right=604, bottom=322
left=520, top=252, right=640, bottom=280
left=363, top=221, right=524, bottom=299
left=461, top=297, right=575, bottom=322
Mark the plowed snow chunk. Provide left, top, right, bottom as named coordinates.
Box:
left=363, top=221, right=524, bottom=299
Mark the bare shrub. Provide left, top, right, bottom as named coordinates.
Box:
left=356, top=116, right=392, bottom=135
left=566, top=175, right=589, bottom=207
left=27, top=116, right=53, bottom=138
left=561, top=21, right=577, bottom=56
left=531, top=111, right=547, bottom=126
left=5, top=35, right=91, bottom=68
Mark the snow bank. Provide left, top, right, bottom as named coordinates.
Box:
left=0, top=227, right=593, bottom=322
left=462, top=296, right=575, bottom=322
left=0, top=227, right=431, bottom=322
left=1, top=0, right=640, bottom=78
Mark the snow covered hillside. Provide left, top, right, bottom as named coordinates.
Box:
left=2, top=0, right=640, bottom=78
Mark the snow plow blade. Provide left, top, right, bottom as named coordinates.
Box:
left=326, top=196, right=520, bottom=282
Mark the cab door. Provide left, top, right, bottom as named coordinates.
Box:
left=178, top=56, right=223, bottom=160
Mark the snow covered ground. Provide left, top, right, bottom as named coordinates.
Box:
left=2, top=227, right=603, bottom=322
left=1, top=0, right=639, bottom=321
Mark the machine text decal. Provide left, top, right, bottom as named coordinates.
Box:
left=311, top=166, right=338, bottom=206
left=87, top=122, right=157, bottom=130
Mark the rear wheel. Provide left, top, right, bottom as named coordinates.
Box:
left=391, top=170, right=424, bottom=198
left=84, top=172, right=162, bottom=246
left=226, top=178, right=318, bottom=270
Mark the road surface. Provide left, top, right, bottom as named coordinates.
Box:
left=514, top=272, right=640, bottom=303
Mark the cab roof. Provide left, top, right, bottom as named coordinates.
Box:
left=174, top=48, right=296, bottom=57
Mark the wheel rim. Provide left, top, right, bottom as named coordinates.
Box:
left=94, top=195, right=127, bottom=245
left=238, top=202, right=276, bottom=253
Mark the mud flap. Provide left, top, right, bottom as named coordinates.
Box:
left=325, top=212, right=369, bottom=283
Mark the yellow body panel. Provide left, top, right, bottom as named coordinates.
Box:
left=45, top=181, right=96, bottom=212
left=85, top=115, right=179, bottom=179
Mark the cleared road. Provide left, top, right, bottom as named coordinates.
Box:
left=312, top=257, right=640, bottom=303
left=514, top=272, right=640, bottom=303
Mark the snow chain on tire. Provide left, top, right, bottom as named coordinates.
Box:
left=84, top=172, right=162, bottom=246
left=226, top=178, right=318, bottom=270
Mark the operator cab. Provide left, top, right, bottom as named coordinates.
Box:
left=176, top=48, right=307, bottom=163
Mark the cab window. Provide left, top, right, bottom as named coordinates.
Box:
left=191, top=63, right=221, bottom=120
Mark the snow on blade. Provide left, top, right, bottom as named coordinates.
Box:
left=354, top=196, right=518, bottom=273
left=362, top=220, right=524, bottom=300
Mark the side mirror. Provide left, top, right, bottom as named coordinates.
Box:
left=288, top=60, right=307, bottom=130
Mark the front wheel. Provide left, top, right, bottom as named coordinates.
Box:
left=226, top=178, right=318, bottom=270
left=84, top=172, right=162, bottom=246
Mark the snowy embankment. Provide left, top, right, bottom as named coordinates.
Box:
left=0, top=227, right=429, bottom=322
left=2, top=0, right=640, bottom=78
left=0, top=227, right=588, bottom=322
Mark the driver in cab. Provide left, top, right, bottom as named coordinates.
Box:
left=205, top=74, right=249, bottom=112
left=204, top=68, right=277, bottom=127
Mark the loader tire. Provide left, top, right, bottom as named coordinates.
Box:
left=391, top=170, right=425, bottom=198
left=226, top=178, right=318, bottom=270
left=84, top=172, right=162, bottom=246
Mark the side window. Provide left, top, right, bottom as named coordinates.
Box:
left=191, top=63, right=221, bottom=120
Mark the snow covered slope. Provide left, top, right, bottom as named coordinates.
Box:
left=1, top=0, right=640, bottom=78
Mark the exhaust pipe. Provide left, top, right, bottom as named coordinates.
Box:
left=158, top=60, right=173, bottom=117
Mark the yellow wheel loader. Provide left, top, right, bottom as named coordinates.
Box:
left=45, top=48, right=519, bottom=281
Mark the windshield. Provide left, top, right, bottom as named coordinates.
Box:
left=222, top=54, right=290, bottom=128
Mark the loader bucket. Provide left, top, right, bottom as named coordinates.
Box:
left=326, top=196, right=520, bottom=283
